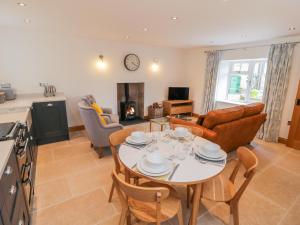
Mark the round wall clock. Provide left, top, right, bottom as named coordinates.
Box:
left=124, top=54, right=140, bottom=71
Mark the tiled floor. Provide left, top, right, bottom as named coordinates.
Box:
left=32, top=122, right=300, bottom=225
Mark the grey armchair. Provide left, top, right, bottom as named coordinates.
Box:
left=78, top=99, right=123, bottom=157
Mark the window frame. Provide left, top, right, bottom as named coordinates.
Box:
left=217, top=58, right=268, bottom=104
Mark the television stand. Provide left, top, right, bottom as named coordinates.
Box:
left=163, top=100, right=193, bottom=116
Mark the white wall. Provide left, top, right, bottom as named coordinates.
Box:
left=185, top=35, right=300, bottom=139
left=0, top=27, right=186, bottom=126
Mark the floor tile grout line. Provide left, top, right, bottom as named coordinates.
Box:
left=35, top=160, right=108, bottom=186
left=273, top=164, right=300, bottom=177
left=92, top=211, right=121, bottom=225
left=277, top=195, right=300, bottom=225
left=247, top=188, right=287, bottom=210
left=32, top=187, right=106, bottom=213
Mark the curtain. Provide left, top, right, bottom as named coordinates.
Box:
left=202, top=50, right=221, bottom=114
left=259, top=43, right=295, bottom=142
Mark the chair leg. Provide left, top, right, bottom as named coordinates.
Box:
left=187, top=185, right=191, bottom=209
left=94, top=147, right=104, bottom=158
left=231, top=202, right=239, bottom=225
left=126, top=212, right=132, bottom=225
left=134, top=177, right=139, bottom=186
left=90, top=142, right=93, bottom=148
left=119, top=208, right=128, bottom=225
left=177, top=203, right=184, bottom=225
left=108, top=182, right=115, bottom=202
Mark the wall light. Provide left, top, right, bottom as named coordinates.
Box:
left=151, top=59, right=159, bottom=72
left=96, top=55, right=106, bottom=70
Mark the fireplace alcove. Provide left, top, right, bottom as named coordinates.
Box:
left=117, top=82, right=145, bottom=125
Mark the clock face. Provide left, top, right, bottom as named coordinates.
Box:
left=124, top=54, right=140, bottom=71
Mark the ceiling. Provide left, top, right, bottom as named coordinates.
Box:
left=0, top=0, right=300, bottom=48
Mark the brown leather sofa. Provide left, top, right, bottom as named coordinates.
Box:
left=169, top=103, right=267, bottom=152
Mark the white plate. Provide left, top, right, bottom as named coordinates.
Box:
left=196, top=148, right=227, bottom=161
left=126, top=136, right=152, bottom=145
left=169, top=131, right=191, bottom=139
left=139, top=158, right=172, bottom=174
left=137, top=161, right=173, bottom=177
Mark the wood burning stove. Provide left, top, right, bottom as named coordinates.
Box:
left=120, top=83, right=137, bottom=121
left=120, top=101, right=136, bottom=120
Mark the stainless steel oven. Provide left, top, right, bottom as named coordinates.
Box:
left=14, top=124, right=34, bottom=210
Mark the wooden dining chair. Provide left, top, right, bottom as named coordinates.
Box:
left=108, top=127, right=140, bottom=202
left=200, top=146, right=258, bottom=225
left=112, top=169, right=184, bottom=225
left=170, top=123, right=206, bottom=208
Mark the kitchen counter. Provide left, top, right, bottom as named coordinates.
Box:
left=0, top=92, right=66, bottom=178
left=0, top=140, right=14, bottom=178
left=0, top=93, right=66, bottom=123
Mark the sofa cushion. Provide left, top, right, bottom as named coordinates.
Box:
left=243, top=103, right=264, bottom=118
left=202, top=106, right=245, bottom=129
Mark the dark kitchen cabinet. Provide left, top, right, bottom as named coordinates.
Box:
left=32, top=101, right=69, bottom=145
left=0, top=148, right=29, bottom=225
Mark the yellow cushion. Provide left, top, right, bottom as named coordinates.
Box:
left=91, top=102, right=103, bottom=114
left=91, top=103, right=107, bottom=125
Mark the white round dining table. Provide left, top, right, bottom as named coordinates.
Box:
left=118, top=131, right=226, bottom=225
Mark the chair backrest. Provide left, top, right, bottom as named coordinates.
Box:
left=230, top=146, right=258, bottom=202
left=109, top=128, right=137, bottom=173
left=112, top=169, right=170, bottom=222
left=78, top=100, right=106, bottom=146
left=170, top=124, right=204, bottom=137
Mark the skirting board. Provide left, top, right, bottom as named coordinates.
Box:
left=68, top=116, right=150, bottom=132
left=69, top=125, right=85, bottom=132
left=278, top=137, right=288, bottom=145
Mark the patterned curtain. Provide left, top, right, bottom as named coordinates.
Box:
left=202, top=50, right=221, bottom=114
left=259, top=43, right=295, bottom=142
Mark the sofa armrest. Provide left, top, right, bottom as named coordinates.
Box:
left=169, top=117, right=217, bottom=142
left=102, top=114, right=113, bottom=123
left=102, top=108, right=112, bottom=114
left=169, top=117, right=197, bottom=127
left=102, top=115, right=112, bottom=124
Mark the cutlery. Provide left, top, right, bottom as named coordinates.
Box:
left=168, top=164, right=180, bottom=181
left=131, top=163, right=137, bottom=169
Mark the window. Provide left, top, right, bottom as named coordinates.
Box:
left=215, top=59, right=268, bottom=104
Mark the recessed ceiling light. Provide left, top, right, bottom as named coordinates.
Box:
left=171, top=17, right=178, bottom=20
left=24, top=18, right=31, bottom=24
left=125, top=35, right=130, bottom=39
left=288, top=27, right=296, bottom=31
left=17, top=2, right=26, bottom=6
left=143, top=28, right=148, bottom=32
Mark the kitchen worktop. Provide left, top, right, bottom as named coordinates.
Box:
left=0, top=92, right=66, bottom=109
left=0, top=92, right=66, bottom=178
left=0, top=93, right=66, bottom=123
left=0, top=140, right=14, bottom=178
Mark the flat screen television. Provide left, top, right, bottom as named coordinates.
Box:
left=168, top=87, right=189, bottom=100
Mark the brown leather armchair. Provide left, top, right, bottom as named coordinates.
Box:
left=169, top=103, right=267, bottom=152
